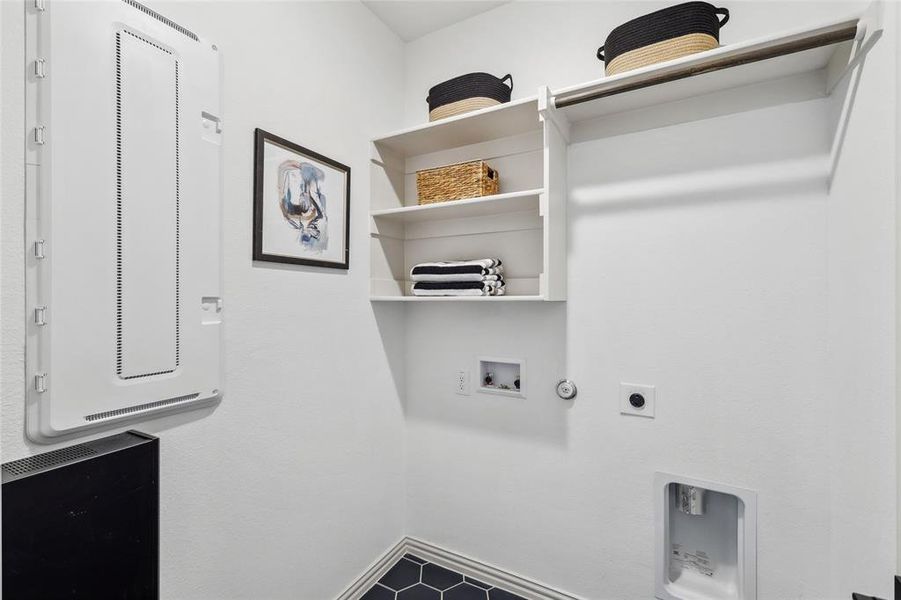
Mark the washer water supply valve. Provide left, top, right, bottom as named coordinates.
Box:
left=678, top=484, right=706, bottom=516
left=556, top=379, right=577, bottom=400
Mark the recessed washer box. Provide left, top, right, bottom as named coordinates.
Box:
left=655, top=473, right=757, bottom=600
left=25, top=0, right=223, bottom=441
left=477, top=356, right=524, bottom=398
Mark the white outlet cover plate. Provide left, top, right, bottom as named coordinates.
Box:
left=620, top=382, right=655, bottom=418
left=455, top=370, right=471, bottom=396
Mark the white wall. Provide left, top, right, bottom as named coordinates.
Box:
left=402, top=2, right=896, bottom=599
left=1, top=2, right=407, bottom=598
left=825, top=7, right=897, bottom=593
left=2, top=2, right=897, bottom=599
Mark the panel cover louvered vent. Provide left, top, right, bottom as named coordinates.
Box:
left=122, top=0, right=199, bottom=41
left=84, top=393, right=200, bottom=422
left=2, top=444, right=97, bottom=478
left=115, top=30, right=180, bottom=380
left=2, top=432, right=159, bottom=597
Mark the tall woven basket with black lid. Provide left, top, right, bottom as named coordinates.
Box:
left=427, top=72, right=513, bottom=121
left=597, top=2, right=730, bottom=76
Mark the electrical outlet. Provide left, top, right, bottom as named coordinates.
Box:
left=620, top=382, right=655, bottom=418
left=455, top=370, right=470, bottom=396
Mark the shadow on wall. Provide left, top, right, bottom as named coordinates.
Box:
left=567, top=79, right=835, bottom=221
left=372, top=302, right=408, bottom=411
left=566, top=42, right=870, bottom=222
left=399, top=302, right=571, bottom=447
left=826, top=34, right=869, bottom=185
left=251, top=260, right=351, bottom=276
left=570, top=67, right=830, bottom=144
left=569, top=154, right=829, bottom=218
left=16, top=401, right=220, bottom=455
left=129, top=403, right=219, bottom=438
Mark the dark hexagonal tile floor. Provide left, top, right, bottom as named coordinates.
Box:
left=378, top=558, right=423, bottom=591
left=422, top=564, right=464, bottom=590
left=362, top=584, right=396, bottom=600
left=398, top=584, right=441, bottom=600
left=444, top=582, right=490, bottom=599
left=362, top=554, right=525, bottom=600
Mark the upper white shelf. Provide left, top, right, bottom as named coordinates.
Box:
left=552, top=16, right=861, bottom=123
left=372, top=96, right=540, bottom=158
left=370, top=189, right=542, bottom=224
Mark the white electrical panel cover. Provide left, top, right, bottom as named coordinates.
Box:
left=25, top=0, right=223, bottom=441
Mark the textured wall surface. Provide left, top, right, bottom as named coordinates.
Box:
left=401, top=2, right=897, bottom=599
left=1, top=2, right=408, bottom=598
left=1, top=2, right=897, bottom=600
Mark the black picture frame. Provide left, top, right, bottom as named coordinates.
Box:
left=252, top=128, right=351, bottom=269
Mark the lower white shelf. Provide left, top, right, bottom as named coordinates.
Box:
left=370, top=295, right=549, bottom=302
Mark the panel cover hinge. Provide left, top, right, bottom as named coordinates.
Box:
left=34, top=306, right=47, bottom=326
left=34, top=373, right=47, bottom=393
left=33, top=126, right=45, bottom=145
left=34, top=58, right=46, bottom=78
left=34, top=240, right=45, bottom=259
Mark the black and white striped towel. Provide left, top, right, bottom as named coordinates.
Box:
left=411, top=280, right=506, bottom=297
left=409, top=259, right=503, bottom=281
left=411, top=269, right=503, bottom=282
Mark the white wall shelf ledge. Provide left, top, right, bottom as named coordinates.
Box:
left=551, top=13, right=875, bottom=123
left=370, top=189, right=542, bottom=224
left=372, top=96, right=540, bottom=159
left=370, top=295, right=548, bottom=302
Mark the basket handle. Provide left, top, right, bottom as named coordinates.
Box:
left=715, top=7, right=729, bottom=27
left=597, top=45, right=605, bottom=62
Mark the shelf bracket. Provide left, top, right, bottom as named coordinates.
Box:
left=537, top=85, right=570, bottom=144
left=825, top=1, right=884, bottom=95
left=826, top=1, right=884, bottom=191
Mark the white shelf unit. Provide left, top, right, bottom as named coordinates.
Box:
left=368, top=10, right=875, bottom=303
left=370, top=93, right=568, bottom=301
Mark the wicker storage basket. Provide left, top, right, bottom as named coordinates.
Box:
left=427, top=73, right=513, bottom=122
left=417, top=161, right=499, bottom=205
left=597, top=2, right=730, bottom=76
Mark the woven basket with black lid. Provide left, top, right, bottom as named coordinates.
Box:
left=597, top=2, right=730, bottom=76
left=427, top=73, right=513, bottom=122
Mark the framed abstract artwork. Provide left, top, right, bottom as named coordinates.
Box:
left=252, top=128, right=351, bottom=269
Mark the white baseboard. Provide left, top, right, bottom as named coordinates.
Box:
left=336, top=538, right=408, bottom=600
left=336, top=536, right=584, bottom=600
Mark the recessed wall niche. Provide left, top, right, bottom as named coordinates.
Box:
left=478, top=357, right=525, bottom=398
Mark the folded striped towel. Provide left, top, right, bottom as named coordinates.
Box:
left=412, top=286, right=507, bottom=297
left=411, top=268, right=504, bottom=282
left=412, top=288, right=507, bottom=297
left=411, top=280, right=506, bottom=297
left=410, top=259, right=502, bottom=280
